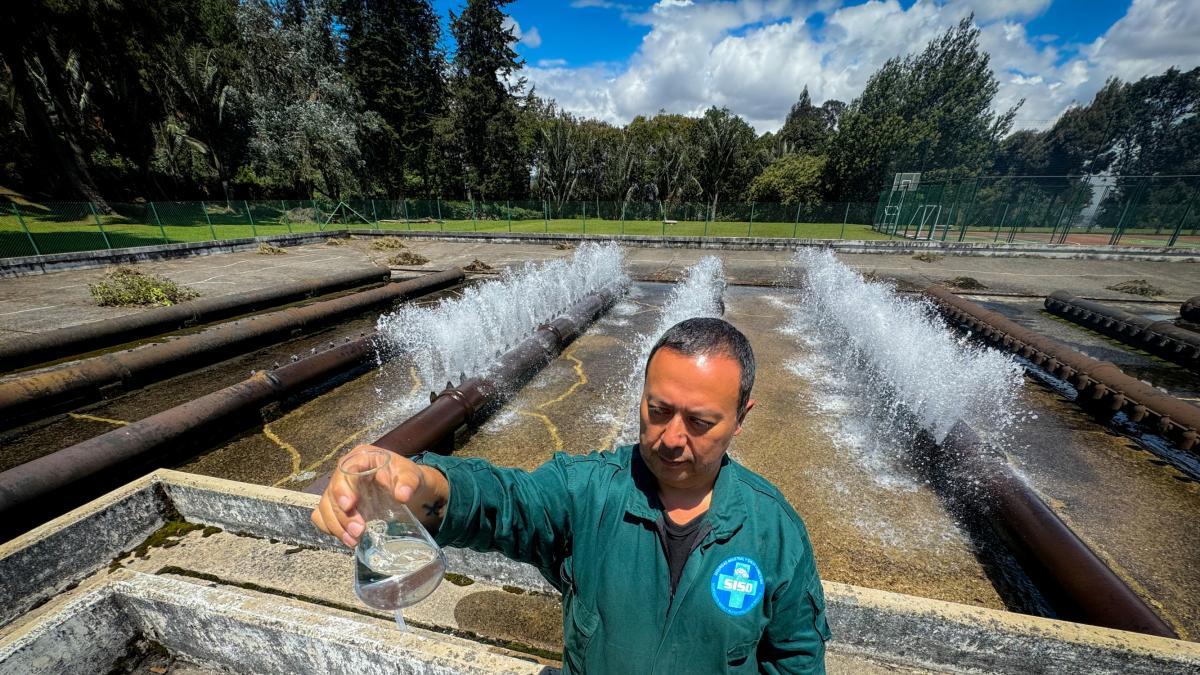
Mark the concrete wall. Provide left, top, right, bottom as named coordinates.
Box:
left=3, top=470, right=1200, bottom=674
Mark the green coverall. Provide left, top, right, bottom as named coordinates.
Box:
left=419, top=444, right=830, bottom=674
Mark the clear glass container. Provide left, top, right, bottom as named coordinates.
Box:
left=340, top=449, right=446, bottom=629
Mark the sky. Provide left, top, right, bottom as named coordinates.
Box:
left=432, top=0, right=1200, bottom=134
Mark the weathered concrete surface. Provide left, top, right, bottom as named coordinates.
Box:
left=0, top=570, right=547, bottom=674
left=2, top=240, right=1196, bottom=347
left=3, top=470, right=1200, bottom=674
left=0, top=242, right=378, bottom=341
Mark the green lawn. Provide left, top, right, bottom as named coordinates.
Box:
left=0, top=210, right=894, bottom=259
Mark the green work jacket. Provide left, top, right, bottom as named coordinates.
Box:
left=420, top=445, right=830, bottom=674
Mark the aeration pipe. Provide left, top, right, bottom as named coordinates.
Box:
left=303, top=285, right=622, bottom=495
left=0, top=335, right=378, bottom=528
left=940, top=422, right=1176, bottom=638
left=0, top=266, right=390, bottom=373
left=926, top=286, right=1200, bottom=450
left=1182, top=296, right=1200, bottom=324
left=0, top=269, right=464, bottom=431
left=1044, top=291, right=1200, bottom=372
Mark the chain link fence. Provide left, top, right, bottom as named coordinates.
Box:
left=872, top=174, right=1200, bottom=248
left=0, top=198, right=882, bottom=259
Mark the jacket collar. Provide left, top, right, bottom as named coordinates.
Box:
left=623, top=444, right=747, bottom=541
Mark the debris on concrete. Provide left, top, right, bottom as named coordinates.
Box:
left=389, top=251, right=429, bottom=266
left=88, top=267, right=201, bottom=307
left=463, top=259, right=494, bottom=272
left=1106, top=279, right=1165, bottom=297
left=912, top=252, right=944, bottom=263
left=256, top=243, right=287, bottom=255
left=945, top=276, right=988, bottom=290
left=372, top=237, right=407, bottom=251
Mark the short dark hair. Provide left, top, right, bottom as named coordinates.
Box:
left=645, top=317, right=756, bottom=415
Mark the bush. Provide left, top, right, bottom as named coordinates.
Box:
left=89, top=267, right=200, bottom=307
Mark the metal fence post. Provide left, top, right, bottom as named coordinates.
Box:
left=88, top=201, right=112, bottom=249
left=244, top=200, right=257, bottom=237
left=13, top=203, right=39, bottom=256
left=1167, top=188, right=1198, bottom=248
left=1110, top=179, right=1147, bottom=246
left=793, top=203, right=801, bottom=238
left=993, top=204, right=1009, bottom=243
left=471, top=198, right=477, bottom=231
left=840, top=203, right=849, bottom=240
left=149, top=202, right=168, bottom=243
left=582, top=202, right=587, bottom=235
left=507, top=200, right=512, bottom=232
left=279, top=200, right=294, bottom=234
left=371, top=199, right=380, bottom=231
left=747, top=202, right=755, bottom=237
left=312, top=199, right=322, bottom=231
left=544, top=200, right=549, bottom=233
left=200, top=201, right=217, bottom=240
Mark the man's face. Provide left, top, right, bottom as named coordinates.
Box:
left=639, top=348, right=754, bottom=492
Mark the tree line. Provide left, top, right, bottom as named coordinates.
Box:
left=1, top=2, right=1196, bottom=210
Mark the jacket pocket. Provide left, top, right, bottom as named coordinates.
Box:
left=725, top=638, right=758, bottom=672
left=807, top=582, right=832, bottom=642
left=560, top=558, right=600, bottom=674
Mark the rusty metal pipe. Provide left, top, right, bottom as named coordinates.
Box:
left=0, top=334, right=379, bottom=531
left=940, top=422, right=1176, bottom=638
left=926, top=286, right=1200, bottom=451
left=1045, top=291, right=1200, bottom=372
left=0, top=269, right=464, bottom=431
left=1182, top=296, right=1200, bottom=324
left=303, top=288, right=619, bottom=495
left=0, top=267, right=390, bottom=373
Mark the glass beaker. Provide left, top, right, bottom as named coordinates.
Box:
left=340, top=449, right=446, bottom=630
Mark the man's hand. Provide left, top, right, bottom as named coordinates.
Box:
left=310, top=444, right=448, bottom=547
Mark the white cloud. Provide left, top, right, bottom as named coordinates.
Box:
left=502, top=16, right=542, bottom=49
left=523, top=0, right=1200, bottom=134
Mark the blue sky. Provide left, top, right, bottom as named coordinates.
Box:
left=431, top=0, right=1200, bottom=133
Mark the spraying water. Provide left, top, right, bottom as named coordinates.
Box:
left=607, top=256, right=728, bottom=445
left=791, top=250, right=1023, bottom=444
left=375, top=242, right=629, bottom=418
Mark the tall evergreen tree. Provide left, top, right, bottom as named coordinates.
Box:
left=778, top=87, right=831, bottom=156
left=341, top=0, right=446, bottom=196
left=448, top=0, right=529, bottom=199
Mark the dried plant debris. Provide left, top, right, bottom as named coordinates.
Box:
left=388, top=251, right=429, bottom=266
left=1106, top=279, right=1164, bottom=297
left=371, top=236, right=407, bottom=250
left=945, top=276, right=987, bottom=290
left=463, top=258, right=494, bottom=272
left=325, top=237, right=348, bottom=246
left=912, top=252, right=944, bottom=263
left=553, top=242, right=575, bottom=250
left=257, top=243, right=287, bottom=255
left=89, top=267, right=200, bottom=307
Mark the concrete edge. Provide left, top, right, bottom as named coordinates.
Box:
left=0, top=231, right=343, bottom=278
left=0, top=568, right=547, bottom=674
left=4, top=469, right=1200, bottom=673
left=344, top=229, right=1200, bottom=261
left=824, top=581, right=1200, bottom=674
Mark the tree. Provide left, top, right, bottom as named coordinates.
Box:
left=237, top=0, right=382, bottom=199
left=749, top=154, right=826, bottom=205
left=627, top=113, right=699, bottom=204
left=448, top=0, right=529, bottom=199
left=778, top=87, right=831, bottom=156
left=693, top=107, right=759, bottom=212
left=341, top=0, right=446, bottom=196
left=826, top=17, right=1017, bottom=200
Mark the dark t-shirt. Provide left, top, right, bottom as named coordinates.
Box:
left=660, top=512, right=707, bottom=595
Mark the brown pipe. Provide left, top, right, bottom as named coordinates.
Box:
left=1045, top=291, right=1200, bottom=372
left=303, top=289, right=618, bottom=495
left=926, top=286, right=1200, bottom=451
left=1182, top=296, right=1200, bottom=324
left=0, top=266, right=390, bottom=373
left=0, top=269, right=464, bottom=431
left=941, top=422, right=1176, bottom=638
left=0, top=334, right=379, bottom=532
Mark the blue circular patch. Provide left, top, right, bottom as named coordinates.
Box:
left=710, top=556, right=765, bottom=616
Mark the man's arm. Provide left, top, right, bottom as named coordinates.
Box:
left=758, top=559, right=830, bottom=675
left=312, top=445, right=574, bottom=575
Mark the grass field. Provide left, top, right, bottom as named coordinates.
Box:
left=0, top=207, right=894, bottom=259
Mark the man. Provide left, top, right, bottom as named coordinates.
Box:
left=313, top=317, right=830, bottom=673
